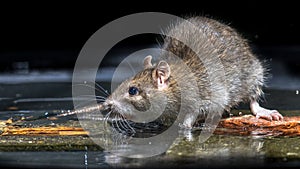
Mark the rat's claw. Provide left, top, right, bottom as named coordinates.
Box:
left=270, top=111, right=284, bottom=121
left=255, top=113, right=272, bottom=121
left=251, top=101, right=283, bottom=121
left=271, top=113, right=279, bottom=121
left=255, top=110, right=283, bottom=121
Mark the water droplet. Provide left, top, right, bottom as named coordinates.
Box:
left=15, top=93, right=22, bottom=98
left=84, top=146, right=88, bottom=168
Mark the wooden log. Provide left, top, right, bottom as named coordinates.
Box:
left=1, top=126, right=89, bottom=136
left=2, top=115, right=300, bottom=137
left=217, top=115, right=300, bottom=136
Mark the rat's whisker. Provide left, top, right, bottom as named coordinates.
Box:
left=76, top=95, right=107, bottom=100
left=72, top=97, right=106, bottom=106
left=111, top=119, right=121, bottom=134
left=77, top=111, right=103, bottom=121
left=76, top=97, right=106, bottom=103
left=94, top=82, right=110, bottom=96
left=74, top=101, right=97, bottom=110
left=119, top=116, right=131, bottom=131
left=83, top=81, right=110, bottom=96
left=118, top=116, right=130, bottom=131
left=117, top=114, right=131, bottom=134
left=73, top=83, right=109, bottom=97
left=103, top=110, right=112, bottom=131
left=113, top=115, right=123, bottom=134
left=120, top=114, right=136, bottom=134
left=73, top=97, right=106, bottom=110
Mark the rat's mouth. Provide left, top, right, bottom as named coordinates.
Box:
left=103, top=109, right=136, bottom=136
left=120, top=113, right=133, bottom=120
left=103, top=108, right=171, bottom=138
left=101, top=101, right=171, bottom=137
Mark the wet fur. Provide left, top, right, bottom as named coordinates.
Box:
left=107, top=16, right=267, bottom=127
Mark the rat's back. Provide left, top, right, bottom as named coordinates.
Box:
left=162, top=16, right=265, bottom=110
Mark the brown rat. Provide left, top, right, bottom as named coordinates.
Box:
left=61, top=16, right=283, bottom=128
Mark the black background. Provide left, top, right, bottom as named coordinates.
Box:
left=0, top=2, right=299, bottom=169
left=0, top=1, right=299, bottom=71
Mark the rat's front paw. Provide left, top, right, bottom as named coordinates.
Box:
left=250, top=100, right=283, bottom=121
left=255, top=109, right=283, bottom=121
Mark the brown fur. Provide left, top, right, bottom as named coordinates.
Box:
left=107, top=16, right=267, bottom=127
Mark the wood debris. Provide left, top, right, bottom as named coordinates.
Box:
left=217, top=115, right=300, bottom=136
left=1, top=126, right=89, bottom=136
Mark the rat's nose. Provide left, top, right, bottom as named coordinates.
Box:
left=102, top=100, right=113, bottom=110
left=106, top=100, right=113, bottom=106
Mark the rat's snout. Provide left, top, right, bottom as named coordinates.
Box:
left=103, top=99, right=123, bottom=115
left=102, top=99, right=132, bottom=119
left=97, top=101, right=113, bottom=116
left=102, top=100, right=113, bottom=111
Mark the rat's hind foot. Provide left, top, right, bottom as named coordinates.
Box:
left=250, top=100, right=283, bottom=121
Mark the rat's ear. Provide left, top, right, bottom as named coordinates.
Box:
left=152, top=60, right=170, bottom=90
left=143, top=55, right=153, bottom=69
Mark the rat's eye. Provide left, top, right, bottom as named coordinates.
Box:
left=128, top=86, right=139, bottom=96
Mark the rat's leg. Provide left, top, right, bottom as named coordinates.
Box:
left=250, top=100, right=283, bottom=121
left=181, top=103, right=222, bottom=129
left=182, top=112, right=199, bottom=128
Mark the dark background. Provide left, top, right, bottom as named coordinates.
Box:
left=0, top=1, right=299, bottom=72
left=0, top=3, right=299, bottom=169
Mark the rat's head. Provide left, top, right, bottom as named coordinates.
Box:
left=105, top=55, right=172, bottom=123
